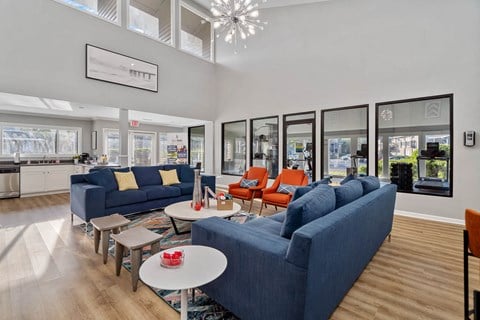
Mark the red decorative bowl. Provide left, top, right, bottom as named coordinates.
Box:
left=160, top=250, right=184, bottom=268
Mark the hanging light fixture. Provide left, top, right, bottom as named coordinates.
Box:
left=210, top=0, right=267, bottom=53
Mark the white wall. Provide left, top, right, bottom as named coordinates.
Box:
left=0, top=0, right=216, bottom=121
left=214, top=0, right=480, bottom=220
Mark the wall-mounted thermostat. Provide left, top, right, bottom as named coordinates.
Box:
left=464, top=131, right=476, bottom=147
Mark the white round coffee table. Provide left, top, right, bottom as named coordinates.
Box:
left=165, top=200, right=241, bottom=235
left=139, top=245, right=227, bottom=320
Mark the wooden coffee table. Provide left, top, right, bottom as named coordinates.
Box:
left=164, top=200, right=241, bottom=235
left=139, top=245, right=227, bottom=320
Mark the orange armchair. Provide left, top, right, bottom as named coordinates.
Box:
left=228, top=167, right=269, bottom=213
left=464, top=208, right=480, bottom=319
left=260, top=169, right=308, bottom=215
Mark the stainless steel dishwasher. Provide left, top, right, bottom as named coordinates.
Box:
left=0, top=165, right=20, bottom=198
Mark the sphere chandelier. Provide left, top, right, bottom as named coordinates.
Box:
left=210, top=0, right=267, bottom=52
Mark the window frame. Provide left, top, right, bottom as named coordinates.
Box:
left=221, top=120, right=247, bottom=176
left=0, top=122, right=82, bottom=158
left=375, top=93, right=454, bottom=198
left=179, top=1, right=215, bottom=62
left=128, top=129, right=157, bottom=166
left=126, top=0, right=175, bottom=47
left=52, top=0, right=122, bottom=26
left=320, top=104, right=369, bottom=179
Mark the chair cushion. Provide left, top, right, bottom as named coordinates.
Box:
left=245, top=218, right=283, bottom=236
left=105, top=190, right=147, bottom=208
left=292, top=178, right=330, bottom=201
left=140, top=185, right=182, bottom=200
left=262, top=193, right=291, bottom=205
left=246, top=167, right=267, bottom=180
left=277, top=183, right=298, bottom=194
left=229, top=187, right=252, bottom=198
left=240, top=179, right=258, bottom=188
left=334, top=180, right=363, bottom=209
left=280, top=184, right=336, bottom=239
left=114, top=171, right=139, bottom=191
left=357, top=176, right=380, bottom=195
left=85, top=169, right=118, bottom=192
left=160, top=169, right=181, bottom=185
left=180, top=165, right=195, bottom=183
left=131, top=166, right=164, bottom=187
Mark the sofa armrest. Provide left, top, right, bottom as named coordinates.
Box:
left=70, top=183, right=106, bottom=222
left=191, top=218, right=308, bottom=320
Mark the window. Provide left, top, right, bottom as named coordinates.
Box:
left=189, top=126, right=205, bottom=171
left=222, top=121, right=246, bottom=175
left=180, top=4, right=213, bottom=61
left=376, top=94, right=453, bottom=197
left=54, top=0, right=121, bottom=24
left=283, top=112, right=316, bottom=180
left=103, top=128, right=119, bottom=163
left=128, top=0, right=172, bottom=45
left=128, top=131, right=157, bottom=166
left=1, top=125, right=81, bottom=156
left=251, top=117, right=279, bottom=179
left=321, top=105, right=368, bottom=179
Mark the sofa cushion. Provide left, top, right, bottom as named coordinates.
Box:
left=357, top=176, right=380, bottom=195
left=105, top=190, right=147, bottom=208
left=163, top=164, right=185, bottom=182
left=85, top=169, right=118, bottom=192
left=340, top=174, right=355, bottom=185
left=280, top=184, right=336, bottom=239
left=140, top=185, right=182, bottom=200
left=173, top=182, right=195, bottom=196
left=334, top=179, right=363, bottom=209
left=114, top=171, right=139, bottom=191
left=131, top=166, right=164, bottom=187
left=263, top=193, right=291, bottom=206
left=245, top=217, right=283, bottom=236
left=267, top=211, right=287, bottom=223
left=179, top=165, right=195, bottom=183
left=292, top=178, right=330, bottom=201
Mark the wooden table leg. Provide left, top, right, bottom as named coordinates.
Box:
left=151, top=241, right=160, bottom=255
left=115, top=242, right=124, bottom=276
left=93, top=228, right=100, bottom=253
left=131, top=249, right=142, bottom=292
left=180, top=288, right=188, bottom=320
left=101, top=230, right=110, bottom=264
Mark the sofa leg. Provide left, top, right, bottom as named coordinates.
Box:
left=388, top=234, right=392, bottom=242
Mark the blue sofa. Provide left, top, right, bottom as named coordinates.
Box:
left=70, top=164, right=216, bottom=222
left=192, top=178, right=397, bottom=320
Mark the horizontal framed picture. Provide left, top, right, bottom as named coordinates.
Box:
left=86, top=44, right=158, bottom=92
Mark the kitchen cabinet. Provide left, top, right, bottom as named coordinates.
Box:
left=21, top=165, right=75, bottom=196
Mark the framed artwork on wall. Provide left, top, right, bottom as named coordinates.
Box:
left=85, top=44, right=158, bottom=92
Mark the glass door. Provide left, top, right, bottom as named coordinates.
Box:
left=283, top=112, right=316, bottom=181
left=128, top=131, right=157, bottom=166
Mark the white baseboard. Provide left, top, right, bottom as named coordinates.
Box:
left=395, top=210, right=464, bottom=225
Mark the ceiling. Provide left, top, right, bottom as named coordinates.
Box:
left=193, top=0, right=330, bottom=10
left=0, top=92, right=208, bottom=128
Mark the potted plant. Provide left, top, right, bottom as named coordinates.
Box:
left=72, top=154, right=80, bottom=165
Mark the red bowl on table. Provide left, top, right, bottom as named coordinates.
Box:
left=160, top=250, right=184, bottom=268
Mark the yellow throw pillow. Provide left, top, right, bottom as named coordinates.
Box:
left=114, top=171, right=139, bottom=191
left=160, top=169, right=180, bottom=186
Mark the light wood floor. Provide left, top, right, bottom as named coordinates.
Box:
left=0, top=194, right=475, bottom=319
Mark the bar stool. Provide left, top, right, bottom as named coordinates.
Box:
left=90, top=214, right=130, bottom=264
left=111, top=226, right=162, bottom=291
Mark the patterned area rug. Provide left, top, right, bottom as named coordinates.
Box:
left=82, top=210, right=256, bottom=320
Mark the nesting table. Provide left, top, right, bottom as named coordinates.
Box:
left=164, top=200, right=241, bottom=235
left=90, top=213, right=130, bottom=264
left=139, top=245, right=227, bottom=320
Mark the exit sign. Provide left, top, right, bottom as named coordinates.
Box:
left=130, top=120, right=140, bottom=128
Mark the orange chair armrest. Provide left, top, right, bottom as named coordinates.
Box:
left=228, top=182, right=242, bottom=189
left=262, top=186, right=277, bottom=194
left=249, top=186, right=264, bottom=191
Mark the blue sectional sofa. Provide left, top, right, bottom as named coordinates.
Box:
left=192, top=177, right=397, bottom=320
left=70, top=164, right=215, bottom=222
